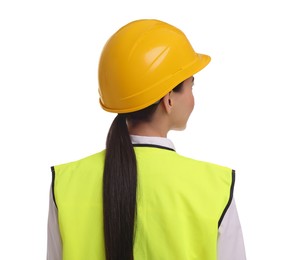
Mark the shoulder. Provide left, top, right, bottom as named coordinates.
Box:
left=177, top=153, right=233, bottom=174
left=174, top=153, right=235, bottom=192
left=52, top=150, right=106, bottom=175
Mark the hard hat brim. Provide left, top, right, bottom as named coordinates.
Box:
left=99, top=53, right=211, bottom=114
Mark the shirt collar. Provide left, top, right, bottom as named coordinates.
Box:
left=130, top=135, right=175, bottom=151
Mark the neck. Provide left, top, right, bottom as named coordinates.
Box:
left=127, top=120, right=169, bottom=138
left=127, top=101, right=173, bottom=137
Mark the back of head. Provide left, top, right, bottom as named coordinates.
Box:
left=98, top=19, right=210, bottom=113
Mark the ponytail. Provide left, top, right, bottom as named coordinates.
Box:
left=103, top=114, right=137, bottom=260
left=102, top=81, right=183, bottom=260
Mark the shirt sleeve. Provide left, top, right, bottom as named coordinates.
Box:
left=218, top=198, right=247, bottom=260
left=47, top=185, right=62, bottom=260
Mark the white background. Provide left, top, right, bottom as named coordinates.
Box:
left=1, top=0, right=290, bottom=259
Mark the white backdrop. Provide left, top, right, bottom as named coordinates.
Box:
left=1, top=0, right=290, bottom=259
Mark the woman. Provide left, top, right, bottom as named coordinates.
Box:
left=47, top=19, right=246, bottom=260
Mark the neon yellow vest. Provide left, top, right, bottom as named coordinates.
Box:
left=52, top=146, right=234, bottom=260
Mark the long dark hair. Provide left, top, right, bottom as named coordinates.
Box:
left=103, top=82, right=184, bottom=260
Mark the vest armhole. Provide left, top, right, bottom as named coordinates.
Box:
left=218, top=169, right=235, bottom=228
left=51, top=166, right=58, bottom=209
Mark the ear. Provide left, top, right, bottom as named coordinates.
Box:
left=161, top=92, right=173, bottom=114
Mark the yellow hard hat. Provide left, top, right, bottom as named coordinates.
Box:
left=98, top=19, right=211, bottom=113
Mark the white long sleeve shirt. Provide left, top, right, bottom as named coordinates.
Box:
left=47, top=135, right=246, bottom=260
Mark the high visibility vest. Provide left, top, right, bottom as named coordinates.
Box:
left=52, top=146, right=234, bottom=260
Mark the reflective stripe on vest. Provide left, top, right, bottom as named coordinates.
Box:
left=52, top=146, right=234, bottom=260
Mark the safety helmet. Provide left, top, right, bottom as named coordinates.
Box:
left=98, top=19, right=211, bottom=113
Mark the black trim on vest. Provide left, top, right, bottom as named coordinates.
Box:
left=51, top=166, right=58, bottom=209
left=133, top=143, right=175, bottom=152
left=218, top=169, right=235, bottom=228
